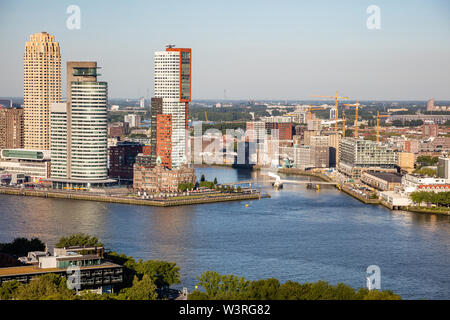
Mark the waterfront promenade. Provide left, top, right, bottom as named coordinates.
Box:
left=0, top=186, right=267, bottom=207
left=273, top=167, right=449, bottom=216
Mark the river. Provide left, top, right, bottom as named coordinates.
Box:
left=0, top=166, right=449, bottom=299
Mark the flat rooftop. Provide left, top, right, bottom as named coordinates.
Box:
left=364, top=171, right=403, bottom=183
left=0, top=262, right=121, bottom=277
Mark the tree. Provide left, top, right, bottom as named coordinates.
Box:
left=200, top=174, right=206, bottom=182
left=13, top=274, right=75, bottom=300
left=415, top=155, right=438, bottom=167
left=117, top=275, right=158, bottom=300
left=213, top=177, right=218, bottom=185
left=345, top=129, right=353, bottom=137
left=134, top=260, right=181, bottom=290
left=0, top=237, right=45, bottom=257
left=244, top=278, right=280, bottom=300
left=178, top=182, right=194, bottom=192
left=55, top=233, right=103, bottom=248
left=0, top=280, right=22, bottom=300
left=188, top=271, right=401, bottom=300
left=200, top=181, right=215, bottom=189
left=413, top=168, right=436, bottom=177
left=189, top=271, right=249, bottom=300
left=278, top=281, right=313, bottom=300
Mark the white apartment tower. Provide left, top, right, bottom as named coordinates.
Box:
left=154, top=46, right=191, bottom=168
left=50, top=62, right=110, bottom=188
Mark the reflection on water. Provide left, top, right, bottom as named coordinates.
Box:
left=0, top=166, right=449, bottom=299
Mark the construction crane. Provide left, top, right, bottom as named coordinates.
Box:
left=310, top=91, right=349, bottom=131
left=204, top=111, right=209, bottom=123
left=343, top=101, right=363, bottom=138
left=307, top=105, right=327, bottom=121
left=376, top=111, right=389, bottom=143
left=342, top=111, right=346, bottom=137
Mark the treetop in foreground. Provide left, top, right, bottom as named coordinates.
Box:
left=55, top=233, right=103, bottom=248
left=188, top=271, right=401, bottom=300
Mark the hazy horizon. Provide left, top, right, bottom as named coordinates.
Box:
left=0, top=0, right=449, bottom=101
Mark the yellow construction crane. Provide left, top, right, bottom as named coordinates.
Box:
left=342, top=111, right=346, bottom=137
left=308, top=105, right=327, bottom=121
left=376, top=111, right=389, bottom=143
left=310, top=91, right=349, bottom=131
left=204, top=111, right=208, bottom=123
left=343, top=101, right=363, bottom=138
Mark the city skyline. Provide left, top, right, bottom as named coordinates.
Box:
left=0, top=0, right=449, bottom=100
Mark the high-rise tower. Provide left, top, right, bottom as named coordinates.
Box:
left=50, top=62, right=109, bottom=188
left=23, top=32, right=61, bottom=150
left=154, top=46, right=191, bottom=168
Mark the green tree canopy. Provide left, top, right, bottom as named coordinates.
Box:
left=0, top=237, right=45, bottom=257
left=13, top=274, right=75, bottom=300
left=134, top=260, right=181, bottom=289
left=117, top=275, right=158, bottom=300
left=55, top=233, right=103, bottom=248
left=0, top=280, right=22, bottom=300
left=188, top=271, right=401, bottom=300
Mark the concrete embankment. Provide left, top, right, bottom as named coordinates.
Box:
left=273, top=168, right=450, bottom=216
left=0, top=187, right=267, bottom=207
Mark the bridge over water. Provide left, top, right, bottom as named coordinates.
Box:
left=223, top=179, right=338, bottom=186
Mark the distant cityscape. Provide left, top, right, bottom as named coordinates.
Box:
left=0, top=28, right=449, bottom=301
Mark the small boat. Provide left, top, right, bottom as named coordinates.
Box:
left=272, top=181, right=283, bottom=190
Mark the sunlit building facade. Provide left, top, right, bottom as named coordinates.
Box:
left=23, top=32, right=61, bottom=150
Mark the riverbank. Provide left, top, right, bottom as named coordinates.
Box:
left=268, top=168, right=450, bottom=216
left=0, top=187, right=267, bottom=207
left=405, top=206, right=450, bottom=216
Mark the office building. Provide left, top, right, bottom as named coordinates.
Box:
left=265, top=122, right=293, bottom=141
left=397, top=152, right=415, bottom=173
left=150, top=97, right=171, bottom=168
left=108, top=141, right=143, bottom=183
left=154, top=46, right=191, bottom=168
left=307, top=119, right=322, bottom=131
left=422, top=123, right=439, bottom=138
left=437, top=155, right=450, bottom=180
left=294, top=146, right=312, bottom=170
left=311, top=145, right=330, bottom=168
left=50, top=62, right=113, bottom=189
left=124, top=114, right=142, bottom=128
left=108, top=122, right=129, bottom=137
left=24, top=32, right=61, bottom=150
left=246, top=121, right=266, bottom=142
left=339, top=138, right=398, bottom=178
left=0, top=107, right=24, bottom=149
left=0, top=149, right=50, bottom=182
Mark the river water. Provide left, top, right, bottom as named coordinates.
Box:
left=0, top=167, right=449, bottom=299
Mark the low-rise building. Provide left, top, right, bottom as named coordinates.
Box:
left=0, top=247, right=123, bottom=294
left=108, top=122, right=129, bottom=137
left=133, top=159, right=196, bottom=193
left=402, top=174, right=448, bottom=192
left=380, top=191, right=412, bottom=209
left=361, top=171, right=403, bottom=191
left=0, top=149, right=50, bottom=182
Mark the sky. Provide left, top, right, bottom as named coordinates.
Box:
left=0, top=0, right=449, bottom=100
